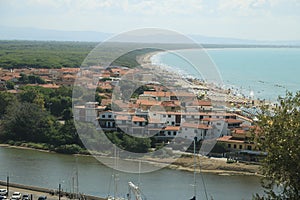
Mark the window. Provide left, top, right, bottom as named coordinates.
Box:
left=168, top=131, right=171, bottom=135
left=217, top=122, right=221, bottom=126
left=168, top=115, right=171, bottom=118
left=228, top=144, right=231, bottom=148
left=171, top=121, right=175, bottom=125
left=108, top=115, right=112, bottom=118
left=194, top=130, right=198, bottom=133
left=102, top=115, right=105, bottom=118
left=233, top=144, right=237, bottom=149
left=153, top=113, right=156, bottom=116
left=163, top=115, right=166, bottom=118
left=239, top=145, right=242, bottom=149
left=173, top=131, right=177, bottom=136
left=247, top=145, right=252, bottom=150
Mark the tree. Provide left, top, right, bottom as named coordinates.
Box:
left=254, top=92, right=300, bottom=199
left=5, top=81, right=15, bottom=90
left=0, top=91, right=17, bottom=118
left=1, top=102, right=59, bottom=143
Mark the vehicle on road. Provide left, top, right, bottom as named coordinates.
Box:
left=37, top=196, right=46, bottom=200
left=0, top=189, right=7, bottom=196
left=21, top=194, right=30, bottom=200
left=0, top=195, right=7, bottom=200
left=11, top=192, right=21, bottom=200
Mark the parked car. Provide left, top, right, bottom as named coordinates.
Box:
left=0, top=196, right=7, bottom=200
left=0, top=189, right=7, bottom=196
left=21, top=194, right=30, bottom=200
left=11, top=192, right=21, bottom=200
left=37, top=196, right=46, bottom=200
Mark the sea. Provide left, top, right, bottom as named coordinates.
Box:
left=151, top=48, right=300, bottom=102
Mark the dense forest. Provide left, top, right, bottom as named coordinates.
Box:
left=0, top=40, right=182, bottom=69
left=0, top=40, right=278, bottom=69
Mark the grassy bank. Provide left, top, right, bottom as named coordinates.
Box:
left=2, top=140, right=89, bottom=154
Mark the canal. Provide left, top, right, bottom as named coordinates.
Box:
left=0, top=147, right=263, bottom=200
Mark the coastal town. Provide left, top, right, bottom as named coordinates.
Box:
left=0, top=52, right=267, bottom=165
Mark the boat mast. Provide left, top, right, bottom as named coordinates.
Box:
left=113, top=145, right=118, bottom=199
left=193, top=137, right=197, bottom=200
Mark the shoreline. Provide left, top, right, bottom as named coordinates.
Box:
left=143, top=49, right=276, bottom=105
left=0, top=143, right=260, bottom=176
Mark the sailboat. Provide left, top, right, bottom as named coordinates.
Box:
left=107, top=148, right=145, bottom=200
left=127, top=182, right=143, bottom=200
left=190, top=137, right=197, bottom=200
left=189, top=137, right=210, bottom=200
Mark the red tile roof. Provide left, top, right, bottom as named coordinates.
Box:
left=132, top=116, right=146, bottom=122
left=164, top=126, right=180, bottom=131
left=225, top=119, right=243, bottom=124
left=181, top=122, right=212, bottom=129
left=217, top=136, right=244, bottom=143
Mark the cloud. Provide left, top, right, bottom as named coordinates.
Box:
left=22, top=0, right=204, bottom=16
left=123, top=0, right=203, bottom=15
left=217, top=0, right=270, bottom=16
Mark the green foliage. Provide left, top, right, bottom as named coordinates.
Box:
left=0, top=40, right=211, bottom=69
left=0, top=91, right=17, bottom=117
left=18, top=73, right=46, bottom=84
left=5, top=80, right=15, bottom=89
left=1, top=102, right=58, bottom=142
left=111, top=48, right=158, bottom=68
left=0, top=84, right=85, bottom=154
left=105, top=132, right=151, bottom=153
left=0, top=40, right=96, bottom=68
left=253, top=92, right=300, bottom=199
left=55, top=144, right=84, bottom=154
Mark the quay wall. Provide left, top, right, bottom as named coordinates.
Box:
left=0, top=181, right=106, bottom=200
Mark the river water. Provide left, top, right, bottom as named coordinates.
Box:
left=0, top=147, right=263, bottom=200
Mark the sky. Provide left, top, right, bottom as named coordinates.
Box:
left=0, top=0, right=300, bottom=41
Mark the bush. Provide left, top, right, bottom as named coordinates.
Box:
left=7, top=140, right=15, bottom=145
left=55, top=144, right=83, bottom=154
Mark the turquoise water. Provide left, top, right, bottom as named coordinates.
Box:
left=152, top=48, right=300, bottom=101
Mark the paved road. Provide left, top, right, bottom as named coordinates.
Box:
left=2, top=186, right=68, bottom=200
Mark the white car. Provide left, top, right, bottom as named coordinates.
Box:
left=0, top=189, right=7, bottom=196
left=11, top=192, right=21, bottom=200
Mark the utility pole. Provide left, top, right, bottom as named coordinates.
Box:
left=58, top=183, right=61, bottom=200
left=6, top=175, right=9, bottom=197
